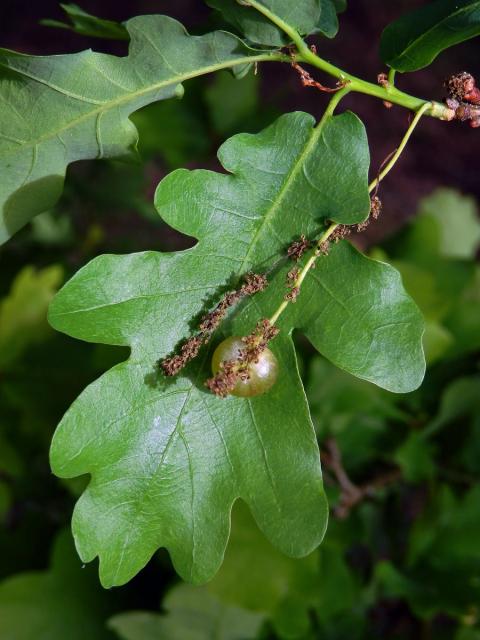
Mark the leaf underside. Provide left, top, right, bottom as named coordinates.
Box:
left=0, top=15, right=266, bottom=243
left=49, top=111, right=424, bottom=587
left=380, top=0, right=480, bottom=72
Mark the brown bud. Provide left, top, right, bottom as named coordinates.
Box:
left=377, top=72, right=389, bottom=88
left=446, top=72, right=480, bottom=104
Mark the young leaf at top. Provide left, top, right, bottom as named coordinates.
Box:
left=48, top=110, right=424, bottom=588
left=41, top=3, right=129, bottom=40
left=206, top=0, right=342, bottom=46
left=0, top=15, right=279, bottom=244
left=380, top=0, right=480, bottom=72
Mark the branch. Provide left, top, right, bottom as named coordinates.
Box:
left=245, top=0, right=454, bottom=121
left=321, top=438, right=401, bottom=519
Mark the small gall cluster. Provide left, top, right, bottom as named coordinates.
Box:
left=377, top=73, right=393, bottom=109
left=330, top=196, right=382, bottom=243
left=370, top=195, right=382, bottom=220
left=445, top=72, right=480, bottom=128
left=285, top=267, right=300, bottom=302
left=315, top=240, right=330, bottom=257
left=160, top=272, right=268, bottom=377
left=330, top=225, right=351, bottom=243
left=287, top=235, right=311, bottom=261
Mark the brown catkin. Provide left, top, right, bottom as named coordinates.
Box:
left=287, top=235, right=311, bottom=261
left=160, top=272, right=268, bottom=377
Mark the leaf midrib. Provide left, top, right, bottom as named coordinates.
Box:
left=238, top=115, right=328, bottom=272
left=0, top=52, right=278, bottom=159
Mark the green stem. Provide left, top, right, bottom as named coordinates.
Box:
left=246, top=0, right=453, bottom=120
left=368, top=101, right=431, bottom=193
left=268, top=99, right=430, bottom=328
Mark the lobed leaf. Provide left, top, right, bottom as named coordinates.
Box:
left=49, top=111, right=423, bottom=587
left=0, top=15, right=275, bottom=243
left=380, top=0, right=480, bottom=72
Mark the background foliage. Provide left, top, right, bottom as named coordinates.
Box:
left=1, top=0, right=480, bottom=638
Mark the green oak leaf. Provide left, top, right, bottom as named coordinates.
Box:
left=49, top=111, right=424, bottom=588
left=0, top=15, right=278, bottom=243
left=41, top=3, right=129, bottom=40
left=380, top=0, right=480, bottom=72
left=0, top=530, right=118, bottom=640
left=108, top=583, right=264, bottom=640
left=206, top=0, right=341, bottom=46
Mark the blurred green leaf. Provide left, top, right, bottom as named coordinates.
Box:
left=108, top=583, right=264, bottom=640
left=0, top=266, right=63, bottom=369
left=384, top=189, right=480, bottom=361
left=444, top=266, right=480, bottom=356
left=208, top=501, right=318, bottom=638
left=418, top=189, right=480, bottom=260
left=132, top=95, right=210, bottom=169
left=422, top=321, right=454, bottom=365
left=375, top=486, right=480, bottom=619
left=409, top=485, right=480, bottom=567
left=394, top=431, right=436, bottom=483
left=0, top=530, right=118, bottom=640
left=456, top=628, right=480, bottom=640
left=205, top=70, right=259, bottom=135
left=307, top=357, right=405, bottom=472
left=424, top=376, right=480, bottom=437
left=30, top=210, right=74, bottom=246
